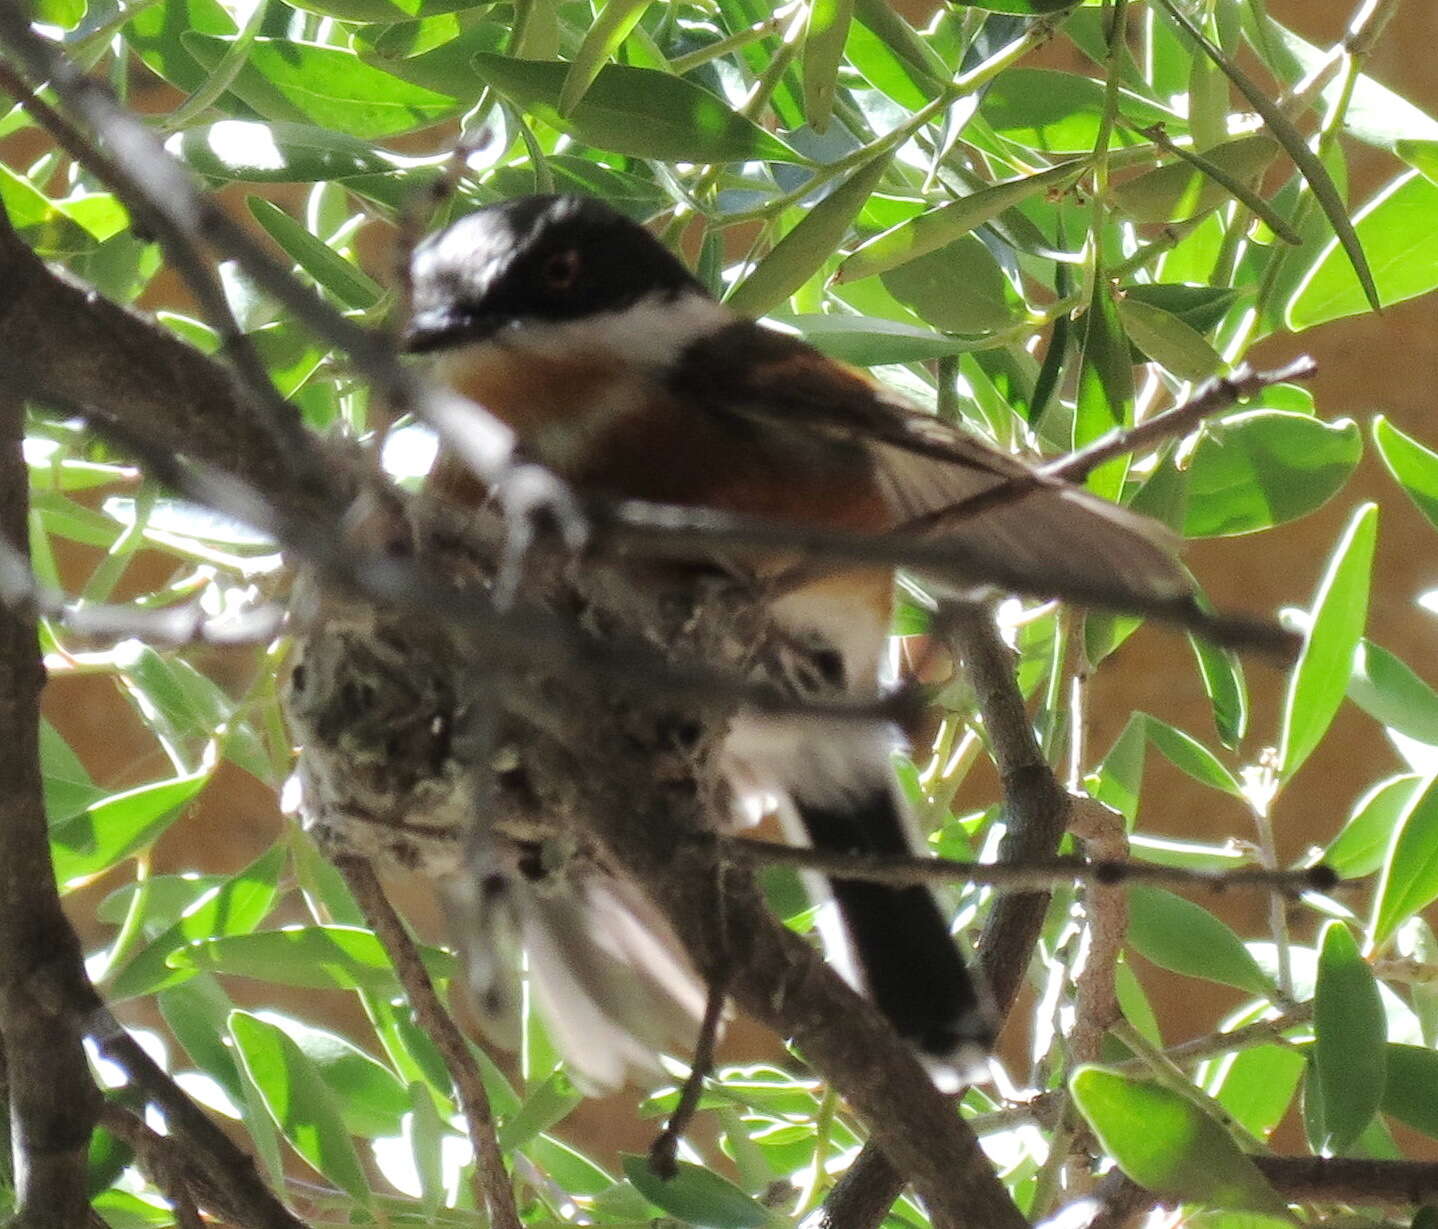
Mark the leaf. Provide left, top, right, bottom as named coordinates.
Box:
left=1075, top=276, right=1133, bottom=500
left=169, top=926, right=456, bottom=989
left=1286, top=171, right=1438, bottom=329
left=1373, top=415, right=1438, bottom=533
left=1189, top=633, right=1248, bottom=749
left=1123, top=282, right=1238, bottom=335
left=1372, top=776, right=1438, bottom=946
left=285, top=0, right=486, bottom=22
left=1070, top=1067, right=1292, bottom=1218
left=949, top=0, right=1073, bottom=10
left=247, top=198, right=382, bottom=309
left=1326, top=774, right=1426, bottom=880
left=1210, top=1045, right=1307, bottom=1140
left=182, top=35, right=462, bottom=139
left=1278, top=504, right=1378, bottom=779
left=1118, top=296, right=1225, bottom=381
left=498, top=1071, right=584, bottom=1151
left=1183, top=412, right=1362, bottom=537
left=124, top=0, right=237, bottom=95
left=881, top=235, right=1023, bottom=335
left=1126, top=887, right=1275, bottom=997
left=1143, top=716, right=1243, bottom=797
left=762, top=314, right=974, bottom=365
left=471, top=55, right=803, bottom=163
left=560, top=0, right=654, bottom=116
left=259, top=1015, right=410, bottom=1138
left=170, top=120, right=394, bottom=183
left=981, top=69, right=1178, bottom=154
left=230, top=1011, right=372, bottom=1205
left=837, top=160, right=1083, bottom=282
left=1380, top=1043, right=1438, bottom=1139
left=1089, top=712, right=1147, bottom=826
left=1111, top=135, right=1283, bottom=226
left=621, top=1155, right=773, bottom=1229
left=1349, top=639, right=1438, bottom=745
left=109, top=843, right=286, bottom=999
left=727, top=151, right=891, bottom=316
left=1313, top=921, right=1386, bottom=1153
left=802, top=0, right=853, bottom=132
left=40, top=720, right=104, bottom=821
left=51, top=770, right=211, bottom=886
left=0, top=164, right=95, bottom=255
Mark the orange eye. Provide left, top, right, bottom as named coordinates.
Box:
left=542, top=248, right=580, bottom=291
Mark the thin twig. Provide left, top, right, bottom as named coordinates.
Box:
left=726, top=836, right=1335, bottom=895
left=332, top=857, right=522, bottom=1229
left=649, top=973, right=731, bottom=1180
left=98, top=1103, right=208, bottom=1229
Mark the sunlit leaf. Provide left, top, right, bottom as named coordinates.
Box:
left=1313, top=922, right=1386, bottom=1153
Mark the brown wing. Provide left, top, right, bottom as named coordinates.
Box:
left=674, top=320, right=1193, bottom=611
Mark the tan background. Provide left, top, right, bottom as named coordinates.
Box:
left=27, top=0, right=1438, bottom=1165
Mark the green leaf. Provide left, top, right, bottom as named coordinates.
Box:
left=169, top=926, right=456, bottom=989
left=1373, top=776, right=1438, bottom=946
left=1143, top=716, right=1243, bottom=797
left=1210, top=1044, right=1307, bottom=1140
left=1313, top=921, right=1387, bottom=1153
left=40, top=720, right=104, bottom=821
left=229, top=1011, right=372, bottom=1205
left=1075, top=276, right=1133, bottom=500
left=498, top=1071, right=585, bottom=1151
left=0, top=164, right=96, bottom=255
left=285, top=0, right=486, bottom=22
left=33, top=0, right=87, bottom=28
left=1189, top=634, right=1248, bottom=749
left=837, top=161, right=1083, bottom=282
left=182, top=35, right=462, bottom=139
left=1381, top=1043, right=1438, bottom=1139
left=1278, top=504, right=1378, bottom=779
left=981, top=69, right=1178, bottom=154
left=1373, top=415, right=1438, bottom=533
left=881, top=235, right=1023, bottom=335
left=1126, top=886, right=1276, bottom=997
left=471, top=54, right=803, bottom=163
left=1070, top=1067, right=1292, bottom=1218
left=727, top=151, right=892, bottom=316
left=802, top=0, right=854, bottom=132
left=949, top=0, right=1073, bottom=10
left=263, top=1015, right=410, bottom=1138
left=560, top=0, right=654, bottom=116
left=1123, top=282, right=1238, bottom=335
left=1349, top=639, right=1438, bottom=745
left=1326, top=775, right=1426, bottom=880
left=109, top=843, right=286, bottom=999
left=169, top=120, right=394, bottom=183
left=762, top=314, right=974, bottom=365
left=1286, top=171, right=1438, bottom=330
left=621, top=1154, right=773, bottom=1229
left=1110, top=135, right=1283, bottom=226
left=1183, top=412, right=1361, bottom=537
left=51, top=770, right=211, bottom=886
left=247, top=198, right=382, bottom=309
left=124, top=0, right=237, bottom=96
left=1090, top=712, right=1147, bottom=826
left=1117, top=295, right=1225, bottom=381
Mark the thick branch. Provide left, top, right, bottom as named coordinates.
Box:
left=0, top=379, right=101, bottom=1226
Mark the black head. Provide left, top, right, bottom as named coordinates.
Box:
left=404, top=195, right=707, bottom=353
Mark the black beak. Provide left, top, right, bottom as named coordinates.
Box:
left=402, top=307, right=505, bottom=354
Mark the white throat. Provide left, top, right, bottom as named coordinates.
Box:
left=502, top=289, right=732, bottom=369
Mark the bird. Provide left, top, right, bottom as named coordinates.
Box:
left=402, top=192, right=1193, bottom=1088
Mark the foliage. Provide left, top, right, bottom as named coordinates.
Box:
left=6, top=0, right=1438, bottom=1225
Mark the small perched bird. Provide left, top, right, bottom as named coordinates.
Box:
left=404, top=193, right=1193, bottom=1086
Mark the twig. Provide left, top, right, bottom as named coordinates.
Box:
left=649, top=973, right=731, bottom=1180
left=725, top=836, right=1334, bottom=895
left=0, top=384, right=101, bottom=1226
left=332, top=857, right=522, bottom=1229
left=98, top=1103, right=207, bottom=1229
left=0, top=530, right=284, bottom=646
left=1067, top=798, right=1129, bottom=1068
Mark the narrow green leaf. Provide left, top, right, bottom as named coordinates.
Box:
left=1110, top=135, right=1286, bottom=231
left=621, top=1155, right=773, bottom=1229
left=1373, top=415, right=1438, bottom=533
left=727, top=151, right=892, bottom=316
left=838, top=161, right=1083, bottom=282
left=124, top=0, right=236, bottom=96
left=1122, top=282, right=1238, bottom=335
left=169, top=926, right=455, bottom=989
left=950, top=0, right=1073, bottom=10
left=1070, top=1067, right=1292, bottom=1218
left=560, top=0, right=654, bottom=116
left=0, top=164, right=95, bottom=255
left=286, top=0, right=484, bottom=21
left=1117, top=296, right=1225, bottom=382
left=40, top=720, right=103, bottom=821
left=982, top=69, right=1180, bottom=154
left=109, top=842, right=286, bottom=998
left=1127, top=886, right=1275, bottom=997
left=1189, top=634, right=1248, bottom=750
left=51, top=770, right=211, bottom=886
left=1183, top=412, right=1361, bottom=538
left=169, top=120, right=395, bottom=183
left=1278, top=504, right=1378, bottom=779
left=182, top=35, right=462, bottom=139
left=471, top=54, right=804, bottom=163
left=230, top=1011, right=373, bottom=1205
left=1089, top=712, right=1147, bottom=826
left=1153, top=0, right=1378, bottom=313
left=762, top=314, right=974, bottom=365
left=1210, top=1045, right=1307, bottom=1140
left=1287, top=172, right=1438, bottom=330
left=1326, top=774, right=1425, bottom=880
left=162, top=0, right=270, bottom=132
left=1143, top=716, right=1243, bottom=797
left=802, top=0, right=854, bottom=132
left=1313, top=922, right=1386, bottom=1153
left=1349, top=639, right=1438, bottom=745
left=1381, top=1043, right=1438, bottom=1139
left=1075, top=276, right=1133, bottom=500
left=1373, top=776, right=1438, bottom=946
left=266, top=1016, right=410, bottom=1138
left=882, top=236, right=1024, bottom=335
left=498, top=1071, right=584, bottom=1151
left=247, top=197, right=382, bottom=309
